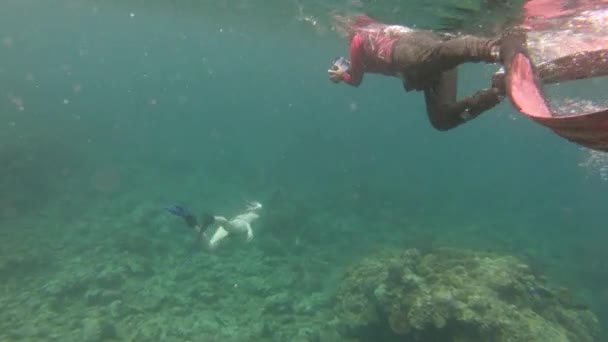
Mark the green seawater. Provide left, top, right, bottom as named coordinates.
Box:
left=1, top=0, right=607, bottom=341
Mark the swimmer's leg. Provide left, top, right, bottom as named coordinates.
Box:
left=245, top=223, right=253, bottom=242
left=425, top=68, right=503, bottom=131
left=208, top=226, right=230, bottom=249
left=425, top=35, right=501, bottom=71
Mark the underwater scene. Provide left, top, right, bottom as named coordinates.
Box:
left=2, top=0, right=608, bottom=341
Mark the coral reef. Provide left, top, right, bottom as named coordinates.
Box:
left=0, top=210, right=337, bottom=342
left=0, top=195, right=604, bottom=341
left=334, top=247, right=600, bottom=342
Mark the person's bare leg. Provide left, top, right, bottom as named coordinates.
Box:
left=208, top=226, right=229, bottom=249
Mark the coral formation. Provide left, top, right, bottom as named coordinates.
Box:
left=334, top=247, right=599, bottom=342
left=0, top=197, right=603, bottom=341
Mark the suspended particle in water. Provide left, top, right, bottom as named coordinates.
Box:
left=73, top=84, right=82, bottom=93
left=8, top=94, right=24, bottom=111
left=61, top=65, right=72, bottom=77
left=177, top=95, right=188, bottom=105
left=63, top=99, right=70, bottom=104
left=299, top=15, right=318, bottom=27
left=130, top=13, right=135, bottom=18
left=149, top=98, right=157, bottom=105
left=349, top=101, right=358, bottom=112
left=2, top=36, right=13, bottom=47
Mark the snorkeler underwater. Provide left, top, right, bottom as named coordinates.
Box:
left=328, top=4, right=608, bottom=151
left=166, top=201, right=263, bottom=250
left=1, top=0, right=608, bottom=341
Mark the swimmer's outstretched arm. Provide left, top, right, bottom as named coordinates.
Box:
left=245, top=201, right=263, bottom=212
left=213, top=216, right=229, bottom=225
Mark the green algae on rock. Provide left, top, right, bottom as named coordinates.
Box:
left=334, top=248, right=600, bottom=342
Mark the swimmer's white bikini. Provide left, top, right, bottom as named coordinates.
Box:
left=206, top=201, right=263, bottom=249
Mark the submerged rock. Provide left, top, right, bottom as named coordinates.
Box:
left=334, top=247, right=599, bottom=342
left=264, top=291, right=293, bottom=314
left=81, top=317, right=117, bottom=342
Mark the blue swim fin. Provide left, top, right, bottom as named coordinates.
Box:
left=166, top=205, right=198, bottom=228
left=165, top=205, right=191, bottom=217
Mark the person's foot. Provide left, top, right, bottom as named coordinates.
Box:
left=487, top=28, right=527, bottom=65
left=497, top=29, right=528, bottom=64
left=460, top=87, right=504, bottom=120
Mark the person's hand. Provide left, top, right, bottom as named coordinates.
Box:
left=328, top=68, right=344, bottom=83
left=246, top=201, right=262, bottom=211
